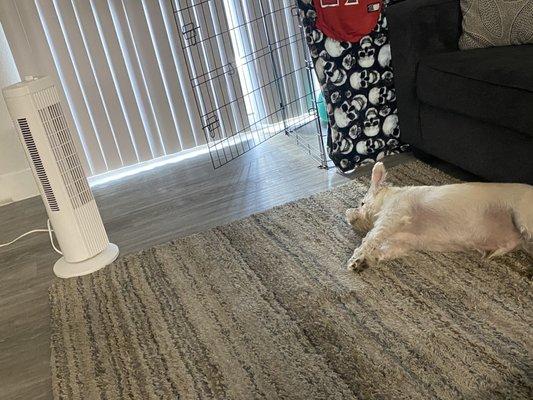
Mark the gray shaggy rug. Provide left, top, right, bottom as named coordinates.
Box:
left=50, top=161, right=532, bottom=400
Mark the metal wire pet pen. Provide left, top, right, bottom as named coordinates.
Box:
left=171, top=0, right=329, bottom=169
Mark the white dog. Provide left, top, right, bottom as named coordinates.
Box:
left=345, top=162, right=533, bottom=271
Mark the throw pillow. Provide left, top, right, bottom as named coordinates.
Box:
left=459, top=0, right=533, bottom=50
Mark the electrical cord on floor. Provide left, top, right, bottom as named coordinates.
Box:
left=47, top=219, right=63, bottom=255
left=0, top=219, right=63, bottom=255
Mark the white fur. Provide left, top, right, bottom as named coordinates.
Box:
left=346, top=162, right=533, bottom=271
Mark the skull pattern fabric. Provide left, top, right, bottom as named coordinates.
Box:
left=298, top=0, right=408, bottom=172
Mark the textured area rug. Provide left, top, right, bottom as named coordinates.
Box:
left=50, top=161, right=532, bottom=400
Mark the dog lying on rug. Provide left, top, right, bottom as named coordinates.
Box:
left=345, top=162, right=533, bottom=271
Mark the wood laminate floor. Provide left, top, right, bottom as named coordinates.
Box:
left=0, top=134, right=455, bottom=399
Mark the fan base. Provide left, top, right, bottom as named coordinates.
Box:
left=53, top=243, right=119, bottom=279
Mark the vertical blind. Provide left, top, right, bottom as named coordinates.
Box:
left=1, top=0, right=310, bottom=176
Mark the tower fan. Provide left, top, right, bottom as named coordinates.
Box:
left=2, top=76, right=119, bottom=278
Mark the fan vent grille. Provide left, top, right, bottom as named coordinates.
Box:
left=17, top=118, right=60, bottom=211
left=34, top=93, right=93, bottom=209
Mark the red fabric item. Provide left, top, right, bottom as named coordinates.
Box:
left=314, top=0, right=382, bottom=43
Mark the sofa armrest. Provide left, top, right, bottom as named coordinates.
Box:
left=387, top=0, right=462, bottom=146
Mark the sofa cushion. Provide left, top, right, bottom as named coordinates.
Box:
left=416, top=45, right=533, bottom=137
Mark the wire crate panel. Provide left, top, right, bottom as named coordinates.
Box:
left=171, top=0, right=327, bottom=169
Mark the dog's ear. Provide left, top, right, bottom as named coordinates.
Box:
left=371, top=162, right=387, bottom=191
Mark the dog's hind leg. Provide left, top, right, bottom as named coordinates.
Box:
left=513, top=190, right=533, bottom=242
left=487, top=241, right=521, bottom=260
left=522, top=242, right=533, bottom=258
left=512, top=194, right=533, bottom=257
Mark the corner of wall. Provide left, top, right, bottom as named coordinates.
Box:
left=0, top=168, right=38, bottom=205
left=0, top=20, right=38, bottom=207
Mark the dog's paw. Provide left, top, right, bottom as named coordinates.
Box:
left=347, top=254, right=366, bottom=272
left=345, top=208, right=358, bottom=226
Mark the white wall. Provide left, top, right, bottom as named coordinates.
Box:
left=0, top=22, right=38, bottom=206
